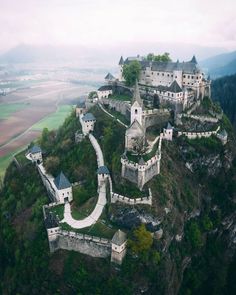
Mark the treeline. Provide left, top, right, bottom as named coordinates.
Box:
left=212, top=74, right=236, bottom=128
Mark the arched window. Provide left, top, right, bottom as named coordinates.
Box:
left=135, top=109, right=138, bottom=114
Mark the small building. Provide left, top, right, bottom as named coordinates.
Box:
left=44, top=212, right=60, bottom=253
left=217, top=129, right=228, bottom=145
left=54, top=172, right=73, bottom=203
left=82, top=113, right=96, bottom=133
left=76, top=101, right=86, bottom=117
left=125, top=119, right=145, bottom=152
left=104, top=72, right=116, bottom=83
left=97, top=165, right=110, bottom=185
left=111, top=230, right=127, bottom=265
left=26, top=145, right=42, bottom=163
left=97, top=85, right=113, bottom=100
left=163, top=122, right=173, bottom=141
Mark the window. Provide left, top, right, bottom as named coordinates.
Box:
left=171, top=74, right=173, bottom=77
left=157, top=72, right=159, bottom=75
left=162, top=73, right=164, bottom=76
left=168, top=92, right=170, bottom=96
left=192, top=76, right=194, bottom=79
left=135, top=109, right=138, bottom=114
left=188, top=75, right=190, bottom=78
left=167, top=74, right=169, bottom=77
left=175, top=76, right=177, bottom=79
left=172, top=93, right=174, bottom=97
left=183, top=75, right=186, bottom=78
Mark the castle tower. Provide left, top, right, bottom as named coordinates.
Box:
left=118, top=56, right=124, bottom=81
left=111, top=230, right=127, bottom=265
left=130, top=80, right=143, bottom=126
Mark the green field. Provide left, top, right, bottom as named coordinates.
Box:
left=0, top=146, right=27, bottom=179
left=0, top=104, right=74, bottom=179
left=31, top=105, right=74, bottom=131
left=0, top=102, right=30, bottom=119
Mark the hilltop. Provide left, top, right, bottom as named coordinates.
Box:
left=0, top=96, right=236, bottom=294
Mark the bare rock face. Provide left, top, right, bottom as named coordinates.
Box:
left=110, top=205, right=161, bottom=231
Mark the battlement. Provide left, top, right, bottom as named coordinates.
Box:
left=110, top=188, right=152, bottom=205
left=178, top=126, right=220, bottom=139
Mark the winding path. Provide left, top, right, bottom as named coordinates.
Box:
left=61, top=117, right=107, bottom=229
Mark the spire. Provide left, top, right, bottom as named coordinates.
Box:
left=133, top=80, right=143, bottom=107
left=191, top=55, right=197, bottom=64
left=119, top=56, right=124, bottom=65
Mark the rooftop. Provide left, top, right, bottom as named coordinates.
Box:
left=98, top=85, right=113, bottom=91
left=54, top=172, right=71, bottom=190
left=30, top=145, right=42, bottom=154
left=124, top=55, right=201, bottom=74
left=112, top=229, right=127, bottom=246
left=104, top=73, right=115, bottom=80
left=97, top=165, right=110, bottom=175
left=82, top=113, right=96, bottom=122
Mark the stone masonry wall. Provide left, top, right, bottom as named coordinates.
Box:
left=49, top=230, right=111, bottom=258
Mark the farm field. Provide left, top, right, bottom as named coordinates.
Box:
left=0, top=102, right=30, bottom=119
left=0, top=81, right=86, bottom=179
left=31, top=105, right=73, bottom=131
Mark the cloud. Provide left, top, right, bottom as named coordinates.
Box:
left=0, top=0, right=235, bottom=51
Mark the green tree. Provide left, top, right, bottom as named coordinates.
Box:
left=44, top=156, right=60, bottom=176
left=123, top=60, right=141, bottom=86
left=129, top=224, right=153, bottom=254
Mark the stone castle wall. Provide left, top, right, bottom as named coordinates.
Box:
left=178, top=126, right=220, bottom=139
left=49, top=230, right=111, bottom=258
left=110, top=188, right=152, bottom=205
left=121, top=136, right=162, bottom=189
left=142, top=109, right=170, bottom=129
left=100, top=98, right=130, bottom=118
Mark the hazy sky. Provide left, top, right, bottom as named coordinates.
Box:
left=0, top=0, right=236, bottom=52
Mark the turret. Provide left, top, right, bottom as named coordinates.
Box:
left=118, top=56, right=124, bottom=81
left=130, top=80, right=143, bottom=126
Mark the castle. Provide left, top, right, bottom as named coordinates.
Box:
left=23, top=51, right=229, bottom=267
left=118, top=55, right=211, bottom=110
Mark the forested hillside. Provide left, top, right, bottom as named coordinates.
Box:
left=212, top=74, right=236, bottom=128
left=0, top=106, right=236, bottom=294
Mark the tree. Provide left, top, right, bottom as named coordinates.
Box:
left=133, top=136, right=146, bottom=155
left=123, top=61, right=141, bottom=86
left=129, top=224, right=153, bottom=254
left=44, top=156, right=60, bottom=176
left=146, top=52, right=172, bottom=62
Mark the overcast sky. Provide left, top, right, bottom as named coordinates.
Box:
left=0, top=0, right=235, bottom=53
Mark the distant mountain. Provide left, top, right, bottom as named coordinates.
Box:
left=212, top=74, right=236, bottom=127
left=0, top=42, right=227, bottom=67
left=200, top=51, right=236, bottom=78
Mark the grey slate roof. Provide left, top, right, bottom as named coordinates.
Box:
left=54, top=172, right=71, bottom=190
left=191, top=55, right=197, bottom=64
left=166, top=122, right=173, bottom=130
left=132, top=80, right=143, bottom=107
left=219, top=129, right=228, bottom=137
left=112, top=229, right=127, bottom=246
left=98, top=85, right=112, bottom=91
left=124, top=56, right=201, bottom=74
left=30, top=145, right=42, bottom=154
left=156, top=80, right=182, bottom=94
left=139, top=157, right=146, bottom=165
left=44, top=212, right=59, bottom=229
left=169, top=80, right=182, bottom=93
left=119, top=56, right=124, bottom=65
left=82, top=113, right=96, bottom=121
left=97, top=166, right=110, bottom=175
left=105, top=73, right=115, bottom=80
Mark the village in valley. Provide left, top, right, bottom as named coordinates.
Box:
left=25, top=53, right=227, bottom=265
